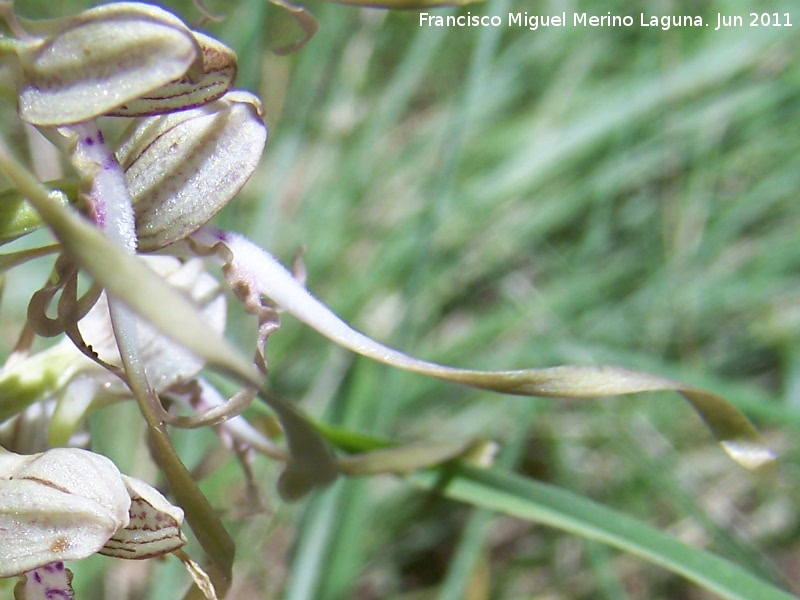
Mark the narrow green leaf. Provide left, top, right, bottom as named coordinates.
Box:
left=438, top=420, right=527, bottom=600
left=412, top=465, right=795, bottom=600
left=337, top=439, right=490, bottom=476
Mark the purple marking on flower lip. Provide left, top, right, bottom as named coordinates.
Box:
left=45, top=589, right=73, bottom=599
left=34, top=571, right=43, bottom=583
left=94, top=200, right=107, bottom=228
left=84, top=136, right=94, bottom=146
left=97, top=130, right=105, bottom=144
left=103, top=157, right=118, bottom=171
left=214, top=228, right=228, bottom=242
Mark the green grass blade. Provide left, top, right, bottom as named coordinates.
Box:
left=412, top=465, right=796, bottom=600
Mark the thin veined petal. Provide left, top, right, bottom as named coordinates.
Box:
left=0, top=481, right=121, bottom=577
left=6, top=448, right=131, bottom=528
left=267, top=0, right=319, bottom=55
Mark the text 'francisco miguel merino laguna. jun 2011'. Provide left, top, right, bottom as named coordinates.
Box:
left=418, top=11, right=794, bottom=31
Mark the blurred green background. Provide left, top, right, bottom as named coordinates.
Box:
left=3, top=0, right=800, bottom=598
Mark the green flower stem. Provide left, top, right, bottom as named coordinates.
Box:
left=122, top=343, right=236, bottom=599
left=69, top=123, right=237, bottom=598
left=0, top=244, right=60, bottom=273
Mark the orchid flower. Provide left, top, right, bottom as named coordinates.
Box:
left=0, top=0, right=775, bottom=495
left=0, top=1, right=778, bottom=597
left=0, top=447, right=187, bottom=599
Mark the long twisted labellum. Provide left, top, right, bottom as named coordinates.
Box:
left=192, top=228, right=776, bottom=471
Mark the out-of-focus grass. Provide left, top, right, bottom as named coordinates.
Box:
left=3, top=0, right=800, bottom=598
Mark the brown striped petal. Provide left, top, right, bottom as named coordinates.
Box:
left=115, top=91, right=267, bottom=250
left=108, top=31, right=237, bottom=117
left=16, top=3, right=199, bottom=126
left=100, top=475, right=186, bottom=559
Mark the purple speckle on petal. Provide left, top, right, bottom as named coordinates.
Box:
left=97, top=130, right=105, bottom=144
left=214, top=228, right=228, bottom=242
left=45, top=589, right=73, bottom=600
left=84, top=136, right=94, bottom=146
left=94, top=202, right=106, bottom=228
left=103, top=157, right=117, bottom=171
left=33, top=571, right=43, bottom=583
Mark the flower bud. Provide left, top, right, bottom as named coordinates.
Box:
left=115, top=91, right=267, bottom=250
left=0, top=448, right=130, bottom=577
left=16, top=3, right=199, bottom=126
left=0, top=448, right=187, bottom=577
